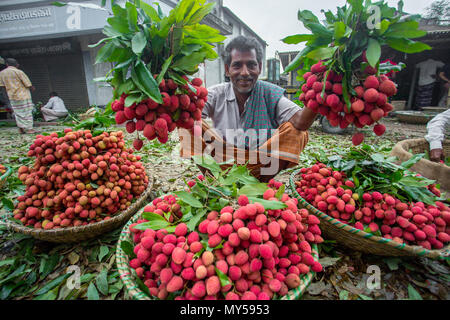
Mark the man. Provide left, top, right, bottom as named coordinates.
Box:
left=0, top=58, right=36, bottom=133
left=425, top=108, right=449, bottom=163
left=438, top=63, right=450, bottom=108
left=179, top=36, right=317, bottom=181
left=414, top=56, right=444, bottom=110
left=41, top=91, right=68, bottom=122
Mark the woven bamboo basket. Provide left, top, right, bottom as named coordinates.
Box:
left=116, top=208, right=320, bottom=300
left=0, top=177, right=153, bottom=243
left=0, top=166, right=12, bottom=189
left=390, top=138, right=450, bottom=194
left=395, top=111, right=438, bottom=124
left=289, top=170, right=450, bottom=260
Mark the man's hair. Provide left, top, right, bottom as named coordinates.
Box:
left=223, top=36, right=263, bottom=66
left=5, top=58, right=18, bottom=67
left=50, top=91, right=58, bottom=97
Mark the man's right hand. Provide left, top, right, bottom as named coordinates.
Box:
left=430, top=148, right=444, bottom=162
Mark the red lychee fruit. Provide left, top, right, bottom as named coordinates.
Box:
left=352, top=132, right=364, bottom=146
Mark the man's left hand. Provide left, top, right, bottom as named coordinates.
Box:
left=430, top=148, right=444, bottom=162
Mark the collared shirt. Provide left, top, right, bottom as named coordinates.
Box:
left=0, top=66, right=32, bottom=101
left=202, top=82, right=300, bottom=149
left=425, top=109, right=450, bottom=150
left=43, top=96, right=68, bottom=113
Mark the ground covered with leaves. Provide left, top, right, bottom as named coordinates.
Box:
left=0, top=117, right=448, bottom=300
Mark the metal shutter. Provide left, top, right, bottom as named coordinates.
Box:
left=18, top=53, right=89, bottom=112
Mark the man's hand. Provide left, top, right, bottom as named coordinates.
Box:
left=430, top=148, right=444, bottom=162
left=289, top=107, right=318, bottom=131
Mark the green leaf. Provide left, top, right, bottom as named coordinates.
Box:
left=131, top=60, right=162, bottom=104
left=247, top=197, right=287, bottom=210
left=366, top=38, right=381, bottom=68
left=408, top=284, right=423, bottom=300
left=1, top=198, right=14, bottom=211
left=156, top=55, right=173, bottom=85
left=120, top=240, right=136, bottom=259
left=307, top=47, right=337, bottom=61
left=134, top=215, right=171, bottom=231
left=98, top=246, right=109, bottom=262
left=237, top=183, right=268, bottom=197
left=126, top=1, right=138, bottom=32
left=39, top=254, right=60, bottom=279
left=0, top=258, right=15, bottom=267
left=34, top=273, right=70, bottom=296
left=135, top=276, right=151, bottom=298
left=275, top=184, right=286, bottom=200
left=34, top=285, right=59, bottom=300
left=95, top=42, right=116, bottom=64
left=358, top=294, right=373, bottom=300
left=174, top=191, right=203, bottom=208
left=107, top=16, right=130, bottom=35
left=87, top=282, right=100, bottom=300
left=186, top=210, right=207, bottom=232
left=334, top=21, right=346, bottom=39
left=401, top=153, right=425, bottom=169
left=131, top=31, right=147, bottom=55
left=215, top=267, right=231, bottom=287
left=140, top=1, right=161, bottom=22
left=339, top=290, right=349, bottom=300
left=281, top=34, right=315, bottom=44
left=386, top=38, right=431, bottom=54
left=96, top=269, right=109, bottom=296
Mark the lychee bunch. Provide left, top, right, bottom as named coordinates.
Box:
left=12, top=129, right=149, bottom=229
left=295, top=163, right=450, bottom=250
left=112, top=77, right=207, bottom=150
left=299, top=60, right=397, bottom=145
left=128, top=188, right=324, bottom=300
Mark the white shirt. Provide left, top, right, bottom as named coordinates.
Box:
left=43, top=96, right=68, bottom=113
left=202, top=82, right=300, bottom=150
left=416, top=59, right=444, bottom=86
left=425, top=109, right=450, bottom=150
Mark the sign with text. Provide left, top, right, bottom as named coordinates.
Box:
left=0, top=1, right=110, bottom=40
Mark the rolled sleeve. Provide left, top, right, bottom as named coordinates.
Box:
left=275, top=96, right=301, bottom=126
left=425, top=109, right=450, bottom=150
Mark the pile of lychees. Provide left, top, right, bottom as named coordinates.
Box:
left=12, top=129, right=149, bottom=229
left=295, top=163, right=450, bottom=250
left=299, top=59, right=397, bottom=145
left=112, top=77, right=207, bottom=150
left=127, top=182, right=324, bottom=300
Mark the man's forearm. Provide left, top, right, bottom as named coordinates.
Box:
left=439, top=72, right=450, bottom=83
left=289, top=108, right=318, bottom=131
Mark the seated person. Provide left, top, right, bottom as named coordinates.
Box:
left=41, top=91, right=68, bottom=122
left=179, top=36, right=318, bottom=182
left=425, top=108, right=450, bottom=162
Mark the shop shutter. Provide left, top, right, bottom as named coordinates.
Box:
left=18, top=53, right=89, bottom=112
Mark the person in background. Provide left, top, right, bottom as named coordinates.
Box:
left=438, top=63, right=450, bottom=108
left=179, top=36, right=317, bottom=182
left=41, top=91, right=68, bottom=122
left=425, top=108, right=450, bottom=162
left=0, top=58, right=36, bottom=133
left=415, top=56, right=444, bottom=110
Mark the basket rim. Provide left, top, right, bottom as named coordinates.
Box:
left=0, top=176, right=153, bottom=238
left=289, top=168, right=450, bottom=260
left=115, top=207, right=320, bottom=300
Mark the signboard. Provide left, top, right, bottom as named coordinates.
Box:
left=0, top=39, right=78, bottom=57
left=0, top=1, right=111, bottom=40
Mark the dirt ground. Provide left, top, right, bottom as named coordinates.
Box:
left=0, top=115, right=448, bottom=301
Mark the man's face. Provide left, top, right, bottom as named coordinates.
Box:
left=225, top=48, right=261, bottom=95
